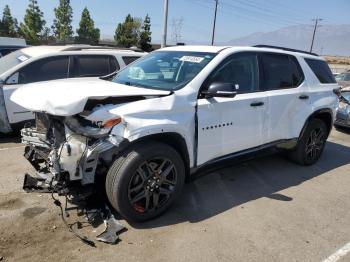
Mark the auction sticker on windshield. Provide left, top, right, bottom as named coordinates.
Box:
left=17, top=55, right=29, bottom=62
left=180, top=56, right=205, bottom=63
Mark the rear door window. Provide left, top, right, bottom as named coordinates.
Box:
left=18, top=56, right=69, bottom=84
left=75, top=55, right=119, bottom=77
left=304, top=58, right=336, bottom=84
left=260, top=53, right=304, bottom=90
left=122, top=56, right=141, bottom=65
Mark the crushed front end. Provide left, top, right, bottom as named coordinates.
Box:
left=21, top=112, right=125, bottom=195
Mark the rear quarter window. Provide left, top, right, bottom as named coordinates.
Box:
left=259, top=53, right=304, bottom=90
left=304, top=58, right=336, bottom=84
left=122, top=56, right=141, bottom=65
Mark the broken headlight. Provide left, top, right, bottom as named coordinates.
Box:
left=65, top=116, right=122, bottom=139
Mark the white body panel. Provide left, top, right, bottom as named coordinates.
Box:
left=3, top=83, right=33, bottom=123
left=11, top=78, right=170, bottom=116
left=12, top=45, right=338, bottom=170
left=197, top=92, right=267, bottom=165
left=263, top=82, right=310, bottom=143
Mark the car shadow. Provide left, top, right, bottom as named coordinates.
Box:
left=335, top=126, right=350, bottom=134
left=131, top=141, right=350, bottom=229
left=0, top=133, right=21, bottom=144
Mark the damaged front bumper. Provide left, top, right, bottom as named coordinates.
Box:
left=21, top=114, right=126, bottom=194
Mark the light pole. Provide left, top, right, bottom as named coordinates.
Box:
left=211, top=0, right=218, bottom=45
left=161, top=0, right=169, bottom=48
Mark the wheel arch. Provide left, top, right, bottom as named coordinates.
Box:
left=126, top=132, right=191, bottom=181
left=299, top=108, right=333, bottom=139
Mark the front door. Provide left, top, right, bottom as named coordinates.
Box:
left=197, top=52, right=267, bottom=165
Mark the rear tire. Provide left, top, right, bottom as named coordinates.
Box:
left=289, top=118, right=328, bottom=165
left=105, top=141, right=185, bottom=222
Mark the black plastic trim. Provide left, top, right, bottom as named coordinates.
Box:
left=191, top=138, right=298, bottom=175
left=254, top=45, right=318, bottom=56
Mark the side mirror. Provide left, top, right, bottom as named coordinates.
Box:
left=201, top=82, right=237, bottom=98
left=6, top=72, right=19, bottom=85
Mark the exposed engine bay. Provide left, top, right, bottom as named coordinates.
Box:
left=20, top=100, right=143, bottom=246
left=20, top=97, right=147, bottom=194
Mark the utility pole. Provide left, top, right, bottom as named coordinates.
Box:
left=161, top=0, right=169, bottom=48
left=211, top=0, right=218, bottom=46
left=310, top=18, right=322, bottom=53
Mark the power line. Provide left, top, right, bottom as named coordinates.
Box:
left=190, top=0, right=290, bottom=28
left=219, top=0, right=305, bottom=26
left=246, top=0, right=312, bottom=21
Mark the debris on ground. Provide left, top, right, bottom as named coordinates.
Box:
left=96, top=211, right=125, bottom=244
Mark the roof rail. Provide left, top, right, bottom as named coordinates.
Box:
left=62, top=45, right=142, bottom=52
left=253, top=45, right=318, bottom=56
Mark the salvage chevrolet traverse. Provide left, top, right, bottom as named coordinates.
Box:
left=12, top=45, right=339, bottom=222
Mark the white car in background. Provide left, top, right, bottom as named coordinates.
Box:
left=0, top=37, right=27, bottom=57
left=0, top=45, right=146, bottom=133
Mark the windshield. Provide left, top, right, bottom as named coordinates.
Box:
left=0, top=50, right=30, bottom=76
left=112, top=51, right=216, bottom=90
left=341, top=92, right=350, bottom=102
left=336, top=73, right=350, bottom=81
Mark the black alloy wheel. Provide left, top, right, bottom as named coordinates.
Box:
left=128, top=158, right=177, bottom=213
left=305, top=127, right=326, bottom=162
left=105, top=141, right=185, bottom=222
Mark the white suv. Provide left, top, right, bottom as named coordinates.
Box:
left=13, top=45, right=339, bottom=222
left=0, top=45, right=146, bottom=133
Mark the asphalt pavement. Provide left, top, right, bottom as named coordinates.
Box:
left=0, top=129, right=349, bottom=262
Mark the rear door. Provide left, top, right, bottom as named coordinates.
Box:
left=3, top=56, right=70, bottom=124
left=72, top=55, right=120, bottom=78
left=197, top=52, right=267, bottom=165
left=258, top=53, right=308, bottom=143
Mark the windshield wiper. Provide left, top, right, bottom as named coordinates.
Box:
left=124, top=81, right=147, bottom=88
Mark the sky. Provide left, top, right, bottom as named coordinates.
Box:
left=0, top=0, right=349, bottom=44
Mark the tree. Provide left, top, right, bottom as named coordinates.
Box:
left=52, top=0, right=73, bottom=42
left=114, top=14, right=141, bottom=48
left=0, top=5, right=19, bottom=37
left=75, top=7, right=100, bottom=45
left=138, top=14, right=152, bottom=52
left=19, top=0, right=46, bottom=45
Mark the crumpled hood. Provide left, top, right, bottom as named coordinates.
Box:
left=10, top=78, right=171, bottom=116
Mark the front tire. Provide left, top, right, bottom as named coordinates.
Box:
left=289, top=118, right=328, bottom=165
left=105, top=141, right=185, bottom=222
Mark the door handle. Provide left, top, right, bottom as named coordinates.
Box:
left=299, top=95, right=309, bottom=100
left=250, top=101, right=264, bottom=107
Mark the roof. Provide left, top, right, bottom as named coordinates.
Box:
left=161, top=45, right=230, bottom=53
left=21, top=45, right=144, bottom=58
left=159, top=45, right=323, bottom=59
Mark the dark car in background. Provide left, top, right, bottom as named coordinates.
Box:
left=335, top=71, right=350, bottom=89
left=335, top=90, right=350, bottom=128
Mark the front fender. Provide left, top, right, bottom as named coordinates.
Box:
left=110, top=121, right=195, bottom=167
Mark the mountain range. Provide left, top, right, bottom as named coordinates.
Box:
left=219, top=24, right=350, bottom=56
